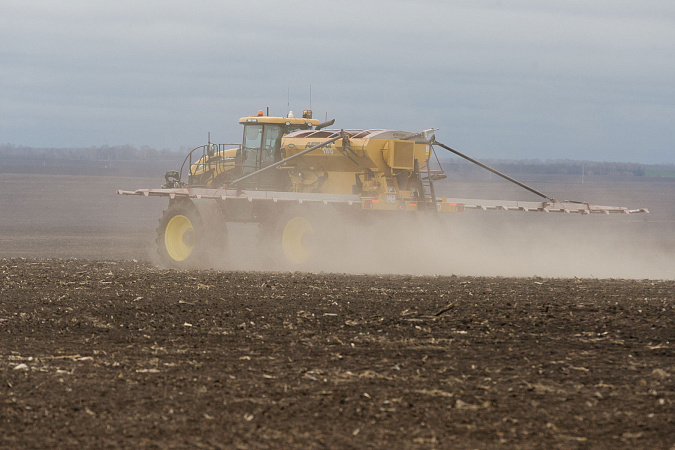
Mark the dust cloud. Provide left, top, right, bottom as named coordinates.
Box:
left=222, top=177, right=675, bottom=280
left=1, top=173, right=673, bottom=280
left=223, top=211, right=674, bottom=280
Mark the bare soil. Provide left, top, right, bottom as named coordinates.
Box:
left=1, top=258, right=673, bottom=449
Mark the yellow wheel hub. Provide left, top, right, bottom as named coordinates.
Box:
left=165, top=214, right=195, bottom=262
left=282, top=216, right=313, bottom=264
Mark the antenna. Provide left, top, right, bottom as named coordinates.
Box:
left=287, top=87, right=290, bottom=111
left=309, top=84, right=312, bottom=110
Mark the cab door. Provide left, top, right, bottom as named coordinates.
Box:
left=260, top=125, right=282, bottom=167
left=238, top=123, right=285, bottom=189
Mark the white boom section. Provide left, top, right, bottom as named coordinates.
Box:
left=117, top=188, right=648, bottom=214
left=443, top=198, right=648, bottom=215
left=117, top=188, right=362, bottom=205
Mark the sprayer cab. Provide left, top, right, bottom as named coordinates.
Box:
left=237, top=112, right=320, bottom=178
left=180, top=111, right=322, bottom=187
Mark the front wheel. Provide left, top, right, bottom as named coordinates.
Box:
left=156, top=200, right=227, bottom=269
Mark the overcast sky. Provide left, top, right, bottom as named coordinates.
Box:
left=1, top=0, right=673, bottom=163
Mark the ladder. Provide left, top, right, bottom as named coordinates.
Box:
left=414, top=159, right=437, bottom=213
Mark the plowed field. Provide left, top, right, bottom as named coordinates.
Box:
left=1, top=259, right=673, bottom=448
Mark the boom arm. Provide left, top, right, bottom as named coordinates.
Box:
left=431, top=137, right=557, bottom=203
left=429, top=137, right=648, bottom=214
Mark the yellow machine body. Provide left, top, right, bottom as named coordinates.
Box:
left=189, top=112, right=445, bottom=210
left=280, top=129, right=434, bottom=205
left=178, top=110, right=468, bottom=215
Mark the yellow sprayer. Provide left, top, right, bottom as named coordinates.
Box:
left=118, top=109, right=648, bottom=269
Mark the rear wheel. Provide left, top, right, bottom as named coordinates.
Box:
left=261, top=205, right=343, bottom=269
left=281, top=213, right=315, bottom=265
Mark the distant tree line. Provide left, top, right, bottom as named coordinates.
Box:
left=0, top=144, right=184, bottom=161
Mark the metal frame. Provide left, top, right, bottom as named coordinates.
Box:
left=117, top=188, right=647, bottom=214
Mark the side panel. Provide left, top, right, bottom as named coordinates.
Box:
left=388, top=141, right=415, bottom=170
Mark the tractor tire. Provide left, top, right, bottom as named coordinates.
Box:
left=156, top=200, right=227, bottom=269
left=261, top=205, right=343, bottom=269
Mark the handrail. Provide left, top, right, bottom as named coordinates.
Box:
left=178, top=143, right=241, bottom=183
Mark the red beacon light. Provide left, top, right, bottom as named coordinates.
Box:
left=257, top=110, right=264, bottom=116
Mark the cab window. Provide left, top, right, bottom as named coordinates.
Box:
left=261, top=125, right=282, bottom=166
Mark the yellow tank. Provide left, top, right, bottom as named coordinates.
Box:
left=280, top=129, right=434, bottom=203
